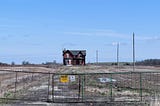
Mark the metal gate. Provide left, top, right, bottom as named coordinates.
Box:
left=52, top=74, right=84, bottom=103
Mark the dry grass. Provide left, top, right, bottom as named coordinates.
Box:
left=0, top=65, right=160, bottom=105
left=150, top=95, right=160, bottom=106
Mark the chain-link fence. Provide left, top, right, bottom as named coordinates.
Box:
left=52, top=72, right=160, bottom=103
left=0, top=70, right=51, bottom=103
left=0, top=70, right=160, bottom=104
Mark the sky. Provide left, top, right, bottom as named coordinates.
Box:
left=0, top=0, right=160, bottom=64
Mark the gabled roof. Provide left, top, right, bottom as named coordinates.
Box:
left=70, top=50, right=86, bottom=56
left=63, top=50, right=86, bottom=56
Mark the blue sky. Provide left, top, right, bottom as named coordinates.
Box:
left=0, top=0, right=160, bottom=64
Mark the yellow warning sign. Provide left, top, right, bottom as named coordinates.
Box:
left=60, top=75, right=69, bottom=83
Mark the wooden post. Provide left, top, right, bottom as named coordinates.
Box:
left=133, top=32, right=135, bottom=71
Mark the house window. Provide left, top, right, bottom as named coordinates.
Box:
left=79, top=60, right=82, bottom=65
left=65, top=60, right=69, bottom=65
left=78, top=54, right=82, bottom=58
left=66, top=53, right=69, bottom=58
left=69, top=59, right=72, bottom=65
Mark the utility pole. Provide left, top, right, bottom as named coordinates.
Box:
left=133, top=32, right=135, bottom=71
left=117, top=42, right=120, bottom=70
left=96, top=50, right=98, bottom=64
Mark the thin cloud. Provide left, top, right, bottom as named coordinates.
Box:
left=65, top=32, right=92, bottom=36
left=61, top=43, right=77, bottom=49
left=0, top=35, right=13, bottom=40
left=0, top=24, right=23, bottom=29
left=65, top=30, right=160, bottom=42
left=105, top=42, right=128, bottom=46
left=0, top=36, right=7, bottom=40
left=23, top=35, right=30, bottom=38
left=62, top=43, right=77, bottom=46
left=64, top=30, right=130, bottom=39
left=136, top=36, right=160, bottom=41
left=0, top=34, right=31, bottom=40
left=21, top=42, right=42, bottom=46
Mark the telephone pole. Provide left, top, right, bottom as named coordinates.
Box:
left=96, top=50, right=98, bottom=64
left=133, top=32, right=135, bottom=71
left=117, top=42, right=120, bottom=70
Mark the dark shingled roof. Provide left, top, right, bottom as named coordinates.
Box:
left=70, top=50, right=86, bottom=56
left=64, top=50, right=86, bottom=56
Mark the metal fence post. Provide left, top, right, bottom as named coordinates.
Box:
left=47, top=72, right=50, bottom=102
left=14, top=72, right=17, bottom=99
left=140, top=73, right=142, bottom=101
left=78, top=75, right=81, bottom=100
left=52, top=74, right=54, bottom=102
left=81, top=74, right=85, bottom=102
left=110, top=73, right=113, bottom=101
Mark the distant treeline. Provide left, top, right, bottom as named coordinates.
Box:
left=0, top=62, right=10, bottom=66
left=88, top=59, right=160, bottom=66
left=88, top=62, right=132, bottom=66
left=0, top=60, right=62, bottom=68
left=136, top=59, right=160, bottom=66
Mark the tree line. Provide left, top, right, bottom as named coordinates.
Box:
left=136, top=59, right=160, bottom=66
left=0, top=60, right=61, bottom=68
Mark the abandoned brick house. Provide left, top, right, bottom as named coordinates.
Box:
left=63, top=50, right=86, bottom=65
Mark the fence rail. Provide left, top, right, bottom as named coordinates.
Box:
left=0, top=70, right=160, bottom=103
